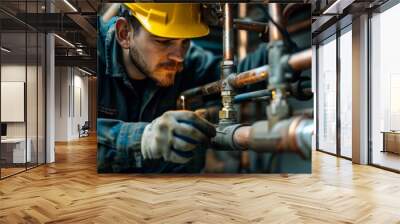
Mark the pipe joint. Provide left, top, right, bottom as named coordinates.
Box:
left=211, top=124, right=247, bottom=151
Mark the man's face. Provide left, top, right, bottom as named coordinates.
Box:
left=129, top=27, right=190, bottom=87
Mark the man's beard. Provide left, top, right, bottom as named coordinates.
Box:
left=128, top=46, right=153, bottom=80
left=129, top=46, right=183, bottom=87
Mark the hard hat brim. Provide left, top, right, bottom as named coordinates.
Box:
left=124, top=3, right=209, bottom=39
left=138, top=15, right=209, bottom=39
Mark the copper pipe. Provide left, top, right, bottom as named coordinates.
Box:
left=268, top=3, right=284, bottom=41
left=179, top=47, right=310, bottom=100
left=180, top=65, right=269, bottom=98
left=237, top=3, right=248, bottom=61
left=179, top=81, right=221, bottom=99
left=288, top=48, right=312, bottom=72
left=237, top=0, right=250, bottom=167
left=219, top=4, right=237, bottom=125
left=223, top=3, right=234, bottom=62
left=287, top=19, right=311, bottom=34
left=230, top=117, right=313, bottom=158
left=230, top=65, right=269, bottom=88
left=234, top=19, right=268, bottom=33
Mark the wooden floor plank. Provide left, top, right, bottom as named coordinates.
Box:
left=0, top=135, right=399, bottom=223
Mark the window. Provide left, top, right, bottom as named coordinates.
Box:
left=339, top=26, right=352, bottom=158
left=317, top=35, right=337, bottom=154
left=370, top=2, right=400, bottom=171
left=0, top=0, right=47, bottom=179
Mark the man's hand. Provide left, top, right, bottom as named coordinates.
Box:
left=141, top=110, right=216, bottom=164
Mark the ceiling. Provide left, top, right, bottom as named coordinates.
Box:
left=1, top=0, right=385, bottom=75
left=0, top=0, right=98, bottom=72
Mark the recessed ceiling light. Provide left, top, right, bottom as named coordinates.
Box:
left=63, top=0, right=78, bottom=12
left=1, top=47, right=11, bottom=53
left=54, top=34, right=75, bottom=48
left=78, top=67, right=92, bottom=76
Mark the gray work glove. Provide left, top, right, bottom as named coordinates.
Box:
left=141, top=110, right=216, bottom=164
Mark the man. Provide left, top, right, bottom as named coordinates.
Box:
left=97, top=3, right=269, bottom=173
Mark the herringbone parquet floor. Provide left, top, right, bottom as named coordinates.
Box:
left=1, top=135, right=400, bottom=223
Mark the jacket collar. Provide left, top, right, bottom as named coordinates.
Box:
left=105, top=24, right=125, bottom=78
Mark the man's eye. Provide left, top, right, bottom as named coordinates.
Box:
left=155, top=39, right=169, bottom=44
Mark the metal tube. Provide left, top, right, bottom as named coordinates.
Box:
left=230, top=65, right=269, bottom=88
left=179, top=64, right=269, bottom=100
left=179, top=80, right=221, bottom=98
left=229, top=117, right=313, bottom=159
left=179, top=47, right=310, bottom=101
left=237, top=2, right=250, bottom=172
left=211, top=117, right=313, bottom=159
left=237, top=3, right=248, bottom=61
left=223, top=3, right=234, bottom=62
left=288, top=48, right=312, bottom=72
left=268, top=4, right=284, bottom=41
left=289, top=79, right=312, bottom=101
left=211, top=124, right=246, bottom=151
left=247, top=117, right=312, bottom=159
left=233, top=89, right=271, bottom=103
left=234, top=19, right=268, bottom=33
left=219, top=3, right=237, bottom=125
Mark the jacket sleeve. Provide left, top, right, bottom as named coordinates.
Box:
left=97, top=118, right=149, bottom=173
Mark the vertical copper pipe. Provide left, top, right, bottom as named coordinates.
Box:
left=223, top=3, right=234, bottom=62
left=268, top=4, right=283, bottom=41
left=238, top=3, right=249, bottom=170
left=238, top=3, right=247, bottom=60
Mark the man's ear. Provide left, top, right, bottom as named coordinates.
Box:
left=115, top=17, right=133, bottom=49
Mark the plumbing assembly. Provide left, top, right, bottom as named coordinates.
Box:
left=178, top=3, right=313, bottom=171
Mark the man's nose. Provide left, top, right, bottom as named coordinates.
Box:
left=168, top=45, right=185, bottom=63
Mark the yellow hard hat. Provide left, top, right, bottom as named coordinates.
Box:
left=123, top=3, right=209, bottom=39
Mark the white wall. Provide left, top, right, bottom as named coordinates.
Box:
left=1, top=65, right=40, bottom=138
left=54, top=67, right=89, bottom=141
left=72, top=73, right=89, bottom=138
left=55, top=66, right=69, bottom=141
